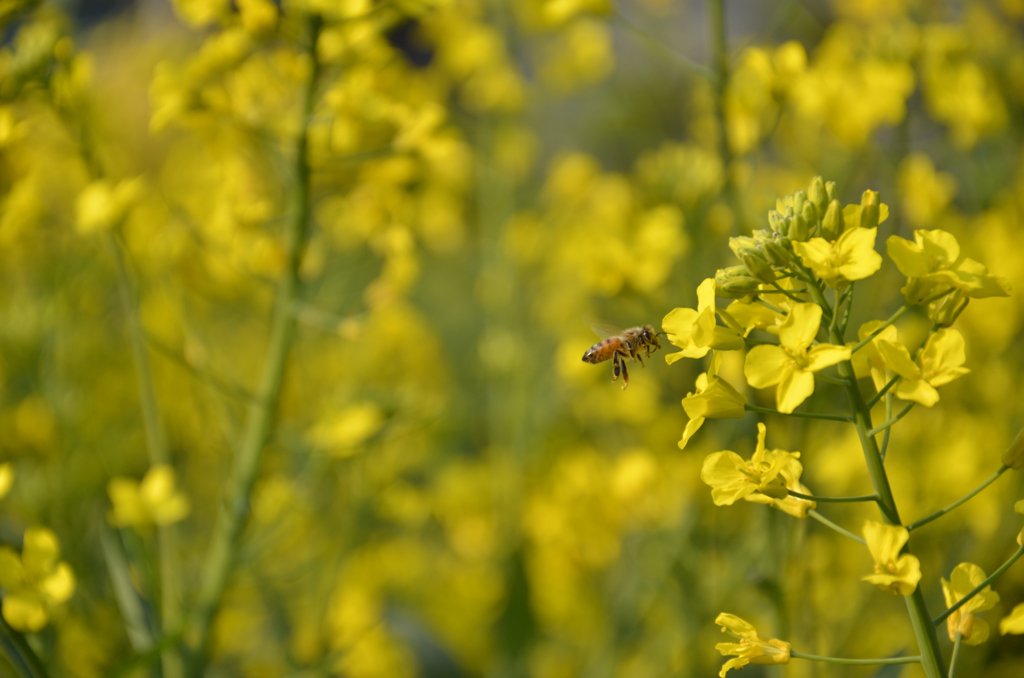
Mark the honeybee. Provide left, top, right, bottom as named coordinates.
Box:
left=581, top=323, right=662, bottom=389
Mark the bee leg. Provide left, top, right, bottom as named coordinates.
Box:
left=620, top=354, right=629, bottom=389
left=611, top=351, right=621, bottom=382
left=635, top=350, right=645, bottom=368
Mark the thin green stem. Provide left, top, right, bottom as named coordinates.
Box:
left=948, top=633, right=963, bottom=678
left=768, top=282, right=806, bottom=304
left=808, top=509, right=865, bottom=544
left=816, top=373, right=850, bottom=387
left=933, top=545, right=1024, bottom=626
left=840, top=283, right=855, bottom=335
left=743, top=337, right=779, bottom=346
left=755, top=297, right=787, bottom=315
left=610, top=10, right=712, bottom=78
left=850, top=303, right=911, bottom=354
left=804, top=279, right=947, bottom=678
left=789, top=491, right=878, bottom=504
left=183, top=14, right=322, bottom=673
left=0, top=616, right=47, bottom=678
left=744, top=404, right=853, bottom=422
left=907, top=466, right=1010, bottom=532
left=867, top=403, right=914, bottom=437
left=829, top=287, right=842, bottom=337
left=791, top=650, right=920, bottom=666
left=708, top=0, right=733, bottom=221
left=867, top=374, right=899, bottom=409
left=880, top=392, right=893, bottom=462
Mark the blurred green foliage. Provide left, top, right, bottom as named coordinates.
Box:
left=0, top=0, right=1022, bottom=676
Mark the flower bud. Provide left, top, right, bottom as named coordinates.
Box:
left=792, top=190, right=807, bottom=217
left=1002, top=426, right=1024, bottom=470
left=740, top=248, right=776, bottom=284
left=715, top=268, right=761, bottom=298
left=821, top=199, right=844, bottom=241
left=860, top=190, right=880, bottom=229
left=825, top=180, right=837, bottom=203
left=808, top=176, right=827, bottom=214
left=716, top=265, right=750, bottom=282
left=768, top=210, right=783, bottom=233
left=932, top=290, right=968, bottom=326
left=788, top=214, right=808, bottom=241
left=759, top=482, right=790, bottom=500
left=801, top=201, right=818, bottom=226
left=763, top=239, right=791, bottom=266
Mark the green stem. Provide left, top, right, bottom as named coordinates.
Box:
left=948, top=633, right=963, bottom=678
left=816, top=373, right=850, bottom=387
left=933, top=545, right=1024, bottom=626
left=880, top=391, right=893, bottom=461
left=0, top=616, right=47, bottom=678
left=708, top=0, right=734, bottom=221
left=866, top=375, right=899, bottom=409
left=805, top=280, right=947, bottom=678
left=755, top=297, right=787, bottom=315
left=808, top=509, right=865, bottom=544
left=867, top=403, right=914, bottom=437
left=768, top=282, right=806, bottom=304
left=840, top=283, right=855, bottom=335
left=744, top=404, right=853, bottom=423
left=849, top=303, right=910, bottom=354
left=791, top=650, right=920, bottom=666
left=789, top=491, right=878, bottom=504
left=906, top=466, right=1010, bottom=532
left=183, top=14, right=322, bottom=672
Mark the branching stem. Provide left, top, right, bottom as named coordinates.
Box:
left=906, top=466, right=1010, bottom=532
left=933, top=545, right=1024, bottom=626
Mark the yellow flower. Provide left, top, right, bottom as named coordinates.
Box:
left=941, top=562, right=1000, bottom=645
left=662, top=278, right=743, bottom=364
left=0, top=463, right=14, bottom=500
left=700, top=423, right=814, bottom=517
left=714, top=613, right=791, bottom=677
left=850, top=320, right=898, bottom=393
left=744, top=303, right=851, bottom=413
left=793, top=227, right=882, bottom=288
left=887, top=229, right=1010, bottom=303
left=877, top=329, right=969, bottom=407
left=861, top=521, right=921, bottom=595
left=677, top=352, right=747, bottom=450
left=108, top=465, right=191, bottom=529
left=74, top=177, right=143, bottom=234
left=0, top=527, right=75, bottom=632
left=308, top=402, right=385, bottom=456
left=1001, top=602, right=1024, bottom=635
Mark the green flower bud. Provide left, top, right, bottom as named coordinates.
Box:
left=763, top=239, right=792, bottom=267
left=821, top=199, right=844, bottom=241
left=808, top=176, right=827, bottom=214
left=801, top=202, right=818, bottom=226
left=768, top=210, right=783, bottom=233
left=788, top=214, right=808, bottom=241
left=825, top=180, right=837, bottom=203
left=860, top=190, right=880, bottom=230
left=740, top=248, right=776, bottom=284
left=716, top=265, right=750, bottom=281
left=932, top=290, right=968, bottom=327
left=1002, top=426, right=1024, bottom=470
left=716, top=276, right=762, bottom=299
left=792, top=190, right=807, bottom=217
left=729, top=235, right=759, bottom=259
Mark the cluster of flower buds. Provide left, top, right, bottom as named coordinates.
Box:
left=717, top=176, right=882, bottom=298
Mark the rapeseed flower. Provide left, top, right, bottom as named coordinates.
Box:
left=941, top=562, right=999, bottom=645
left=714, top=613, right=790, bottom=677
left=850, top=320, right=898, bottom=392
left=877, top=329, right=969, bottom=407
left=108, top=465, right=191, bottom=529
left=74, top=177, right=143, bottom=234
left=887, top=229, right=1010, bottom=303
left=744, top=303, right=850, bottom=413
left=793, top=225, right=882, bottom=288
left=0, top=527, right=75, bottom=632
left=862, top=521, right=921, bottom=595
left=678, top=352, right=747, bottom=449
left=662, top=278, right=743, bottom=363
left=1001, top=603, right=1024, bottom=635
left=701, top=423, right=814, bottom=517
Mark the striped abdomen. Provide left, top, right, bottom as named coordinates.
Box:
left=582, top=337, right=627, bottom=363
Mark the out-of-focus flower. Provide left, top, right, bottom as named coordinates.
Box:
left=887, top=229, right=1010, bottom=303
left=898, top=154, right=956, bottom=227
left=1001, top=603, right=1024, bottom=635
left=108, top=465, right=191, bottom=529
left=877, top=329, right=969, bottom=407
left=0, top=463, right=13, bottom=499
left=0, top=527, right=75, bottom=632
left=744, top=303, right=850, bottom=413
left=941, top=562, right=999, bottom=645
left=308, top=403, right=385, bottom=456
left=662, top=279, right=743, bottom=363
left=74, top=178, right=143, bottom=234
left=862, top=521, right=921, bottom=595
left=714, top=613, right=790, bottom=677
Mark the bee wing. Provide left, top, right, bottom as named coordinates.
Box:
left=585, top=317, right=624, bottom=340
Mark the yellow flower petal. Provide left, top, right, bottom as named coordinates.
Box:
left=1000, top=602, right=1024, bottom=635
left=776, top=368, right=814, bottom=414
left=805, top=344, right=851, bottom=371
left=744, top=345, right=789, bottom=389
left=778, top=303, right=821, bottom=352
left=2, top=591, right=48, bottom=632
